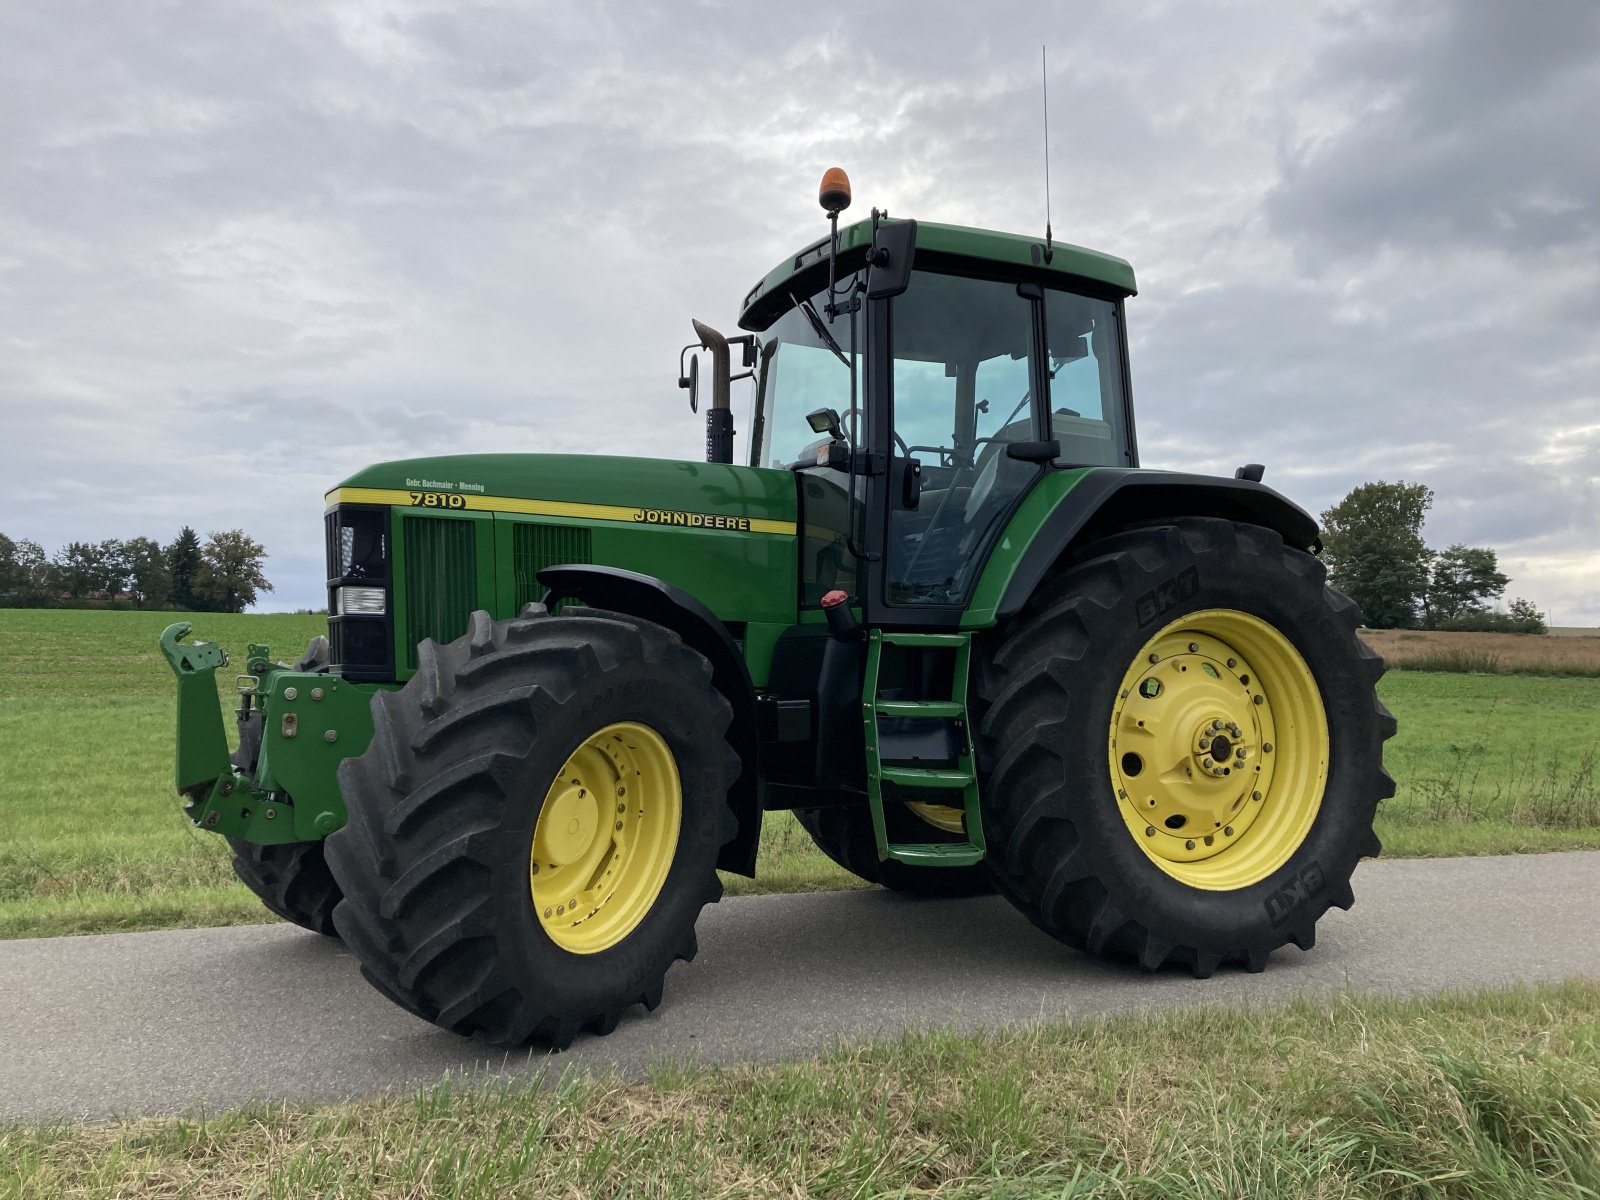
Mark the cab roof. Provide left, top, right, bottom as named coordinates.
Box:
left=738, top=218, right=1137, bottom=331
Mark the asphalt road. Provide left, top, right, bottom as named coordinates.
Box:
left=2, top=851, right=1596, bottom=1123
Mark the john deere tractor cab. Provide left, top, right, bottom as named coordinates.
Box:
left=162, top=169, right=1393, bottom=1047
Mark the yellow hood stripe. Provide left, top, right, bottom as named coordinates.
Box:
left=325, top=487, right=797, bottom=537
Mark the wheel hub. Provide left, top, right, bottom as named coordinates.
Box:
left=536, top=781, right=601, bottom=866
left=1190, top=717, right=1249, bottom=779
left=531, top=722, right=681, bottom=954
left=1108, top=609, right=1327, bottom=890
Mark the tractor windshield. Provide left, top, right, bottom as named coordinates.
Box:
left=752, top=275, right=862, bottom=469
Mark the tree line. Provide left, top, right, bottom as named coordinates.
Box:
left=1320, top=481, right=1546, bottom=633
left=0, top=527, right=273, bottom=613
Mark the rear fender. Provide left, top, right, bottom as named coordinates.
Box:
left=538, top=565, right=763, bottom=877
left=977, top=470, right=1322, bottom=624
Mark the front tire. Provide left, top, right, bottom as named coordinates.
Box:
left=975, top=518, right=1394, bottom=976
left=226, top=838, right=342, bottom=936
left=225, top=712, right=342, bottom=936
left=325, top=606, right=739, bottom=1046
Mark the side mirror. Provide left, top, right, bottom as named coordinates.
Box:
left=865, top=219, right=917, bottom=300
left=678, top=351, right=699, bottom=414
left=1005, top=440, right=1061, bottom=463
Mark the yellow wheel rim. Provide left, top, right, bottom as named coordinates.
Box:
left=531, top=721, right=681, bottom=954
left=1108, top=609, right=1328, bottom=890
left=905, top=801, right=966, bottom=835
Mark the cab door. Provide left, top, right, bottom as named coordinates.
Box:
left=869, top=271, right=1048, bottom=622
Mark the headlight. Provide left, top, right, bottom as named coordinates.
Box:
left=328, top=507, right=388, bottom=582
left=336, top=586, right=387, bottom=615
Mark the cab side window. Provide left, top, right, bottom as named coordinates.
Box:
left=1043, top=291, right=1131, bottom=467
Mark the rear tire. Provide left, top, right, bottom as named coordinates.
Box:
left=974, top=518, right=1394, bottom=976
left=793, top=804, right=993, bottom=896
left=325, top=606, right=739, bottom=1047
left=225, top=712, right=341, bottom=936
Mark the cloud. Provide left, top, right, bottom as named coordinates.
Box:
left=1268, top=0, right=1600, bottom=256
left=0, top=0, right=1595, bottom=623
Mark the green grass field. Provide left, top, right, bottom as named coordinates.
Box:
left=6, top=980, right=1598, bottom=1197
left=2, top=609, right=1597, bottom=939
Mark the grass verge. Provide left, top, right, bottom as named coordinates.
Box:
left=3, top=612, right=1598, bottom=939
left=4, top=981, right=1598, bottom=1198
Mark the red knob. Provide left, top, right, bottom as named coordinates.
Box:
left=821, top=589, right=849, bottom=609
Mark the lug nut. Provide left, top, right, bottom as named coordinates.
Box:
left=1188, top=642, right=1199, bottom=653
left=1253, top=695, right=1264, bottom=705
left=1185, top=839, right=1196, bottom=850
left=1224, top=826, right=1234, bottom=836
left=1262, top=742, right=1273, bottom=753
left=1252, top=790, right=1263, bottom=801
left=1145, top=826, right=1155, bottom=837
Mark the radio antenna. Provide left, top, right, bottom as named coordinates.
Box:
left=1041, top=44, right=1054, bottom=264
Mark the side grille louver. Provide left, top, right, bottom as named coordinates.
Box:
left=402, top=516, right=476, bottom=669
left=513, top=523, right=591, bottom=610
left=391, top=516, right=591, bottom=673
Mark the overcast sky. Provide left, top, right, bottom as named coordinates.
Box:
left=2, top=0, right=1595, bottom=622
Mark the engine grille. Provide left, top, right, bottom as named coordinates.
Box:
left=402, top=515, right=477, bottom=669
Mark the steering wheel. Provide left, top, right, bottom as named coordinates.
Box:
left=836, top=406, right=909, bottom=456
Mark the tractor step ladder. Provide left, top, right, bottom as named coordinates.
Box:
left=862, top=630, right=985, bottom=866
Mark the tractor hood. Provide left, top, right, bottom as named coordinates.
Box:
left=327, top=453, right=798, bottom=534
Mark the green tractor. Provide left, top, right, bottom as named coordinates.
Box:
left=161, top=169, right=1393, bottom=1047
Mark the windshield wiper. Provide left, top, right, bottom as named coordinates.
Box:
left=792, top=292, right=850, bottom=368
